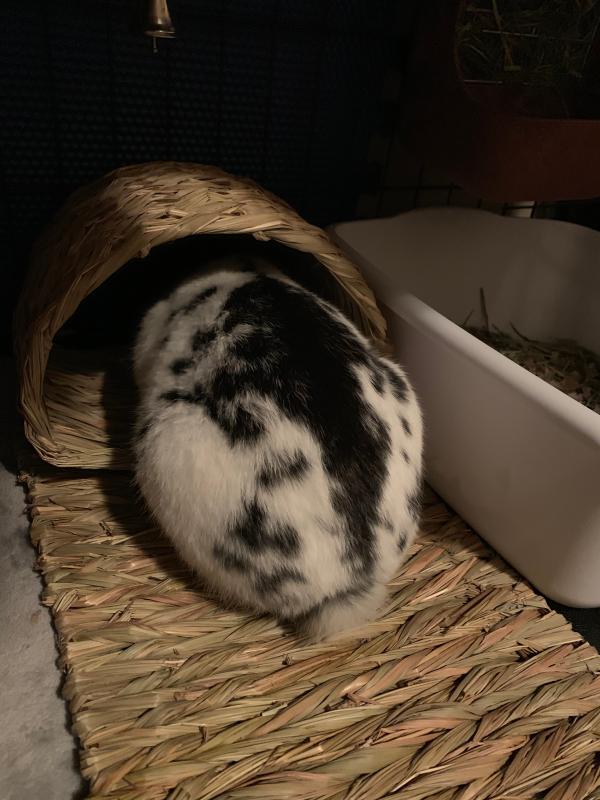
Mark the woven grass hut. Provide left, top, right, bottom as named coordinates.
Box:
left=14, top=161, right=387, bottom=470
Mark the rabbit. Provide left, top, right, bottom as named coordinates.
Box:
left=132, top=254, right=423, bottom=641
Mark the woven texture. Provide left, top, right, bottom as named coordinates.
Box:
left=23, top=467, right=600, bottom=800
left=13, top=161, right=387, bottom=470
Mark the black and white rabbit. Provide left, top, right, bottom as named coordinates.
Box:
left=133, top=255, right=423, bottom=640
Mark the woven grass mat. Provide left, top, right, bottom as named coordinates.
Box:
left=23, top=467, right=600, bottom=800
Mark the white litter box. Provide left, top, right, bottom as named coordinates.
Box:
left=332, top=208, right=600, bottom=607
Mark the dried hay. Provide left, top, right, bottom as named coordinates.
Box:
left=464, top=288, right=600, bottom=414
left=467, top=325, right=600, bottom=414
left=22, top=466, right=600, bottom=800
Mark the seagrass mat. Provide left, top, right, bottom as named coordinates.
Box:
left=23, top=466, right=600, bottom=800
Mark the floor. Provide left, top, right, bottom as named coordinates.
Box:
left=0, top=359, right=82, bottom=800
left=0, top=355, right=599, bottom=799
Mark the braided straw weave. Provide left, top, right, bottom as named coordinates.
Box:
left=13, top=161, right=387, bottom=469
left=22, top=467, right=600, bottom=800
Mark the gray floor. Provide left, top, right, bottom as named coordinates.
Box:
left=0, top=359, right=82, bottom=800
left=0, top=356, right=599, bottom=800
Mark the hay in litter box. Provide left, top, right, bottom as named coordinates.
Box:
left=22, top=464, right=600, bottom=800
left=466, top=325, right=600, bottom=414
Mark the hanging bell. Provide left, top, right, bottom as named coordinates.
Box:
left=145, top=0, right=176, bottom=43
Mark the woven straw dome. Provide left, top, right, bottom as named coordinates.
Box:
left=14, top=162, right=388, bottom=470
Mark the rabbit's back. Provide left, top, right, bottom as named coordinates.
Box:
left=133, top=263, right=423, bottom=639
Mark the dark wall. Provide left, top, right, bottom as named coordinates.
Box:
left=1, top=0, right=415, bottom=352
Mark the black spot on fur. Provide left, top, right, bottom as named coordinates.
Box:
left=407, top=488, right=421, bottom=522
left=401, top=417, right=412, bottom=436
left=193, top=380, right=264, bottom=444
left=258, top=451, right=310, bottom=489
left=231, top=408, right=264, bottom=442
left=397, top=531, right=408, bottom=550
left=165, top=287, right=218, bottom=327
left=230, top=500, right=264, bottom=550
left=192, top=328, right=217, bottom=351
left=291, top=581, right=373, bottom=624
left=170, top=357, right=193, bottom=375
left=270, top=523, right=301, bottom=556
left=161, top=382, right=263, bottom=444
left=160, top=389, right=196, bottom=404
left=253, top=566, right=306, bottom=596
left=383, top=363, right=408, bottom=402
left=231, top=407, right=264, bottom=442
left=330, top=412, right=391, bottom=572
left=213, top=544, right=247, bottom=572
left=214, top=543, right=305, bottom=597
left=369, top=365, right=385, bottom=394
left=378, top=514, right=394, bottom=533
left=230, top=501, right=301, bottom=556
left=183, top=286, right=218, bottom=314
left=402, top=449, right=410, bottom=464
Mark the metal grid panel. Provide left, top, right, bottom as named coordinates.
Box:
left=0, top=0, right=406, bottom=351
